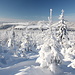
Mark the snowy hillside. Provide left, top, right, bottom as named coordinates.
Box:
left=0, top=20, right=75, bottom=75
left=0, top=9, right=75, bottom=75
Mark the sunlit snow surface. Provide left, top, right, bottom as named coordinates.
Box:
left=0, top=21, right=75, bottom=75
left=0, top=52, right=75, bottom=75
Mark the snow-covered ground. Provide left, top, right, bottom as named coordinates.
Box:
left=0, top=20, right=75, bottom=75
left=0, top=52, right=75, bottom=75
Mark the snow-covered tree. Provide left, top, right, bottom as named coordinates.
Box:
left=36, top=33, right=63, bottom=73
left=54, top=10, right=75, bottom=69
left=62, top=43, right=75, bottom=68
left=36, top=16, right=64, bottom=73
left=36, top=9, right=75, bottom=74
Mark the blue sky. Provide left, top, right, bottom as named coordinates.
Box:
left=0, top=0, right=75, bottom=21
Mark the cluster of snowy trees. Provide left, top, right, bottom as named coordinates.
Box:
left=0, top=28, right=37, bottom=67
left=0, top=9, right=75, bottom=75
left=36, top=9, right=75, bottom=74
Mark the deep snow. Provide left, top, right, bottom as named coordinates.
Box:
left=0, top=20, right=75, bottom=75
left=0, top=52, right=75, bottom=75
